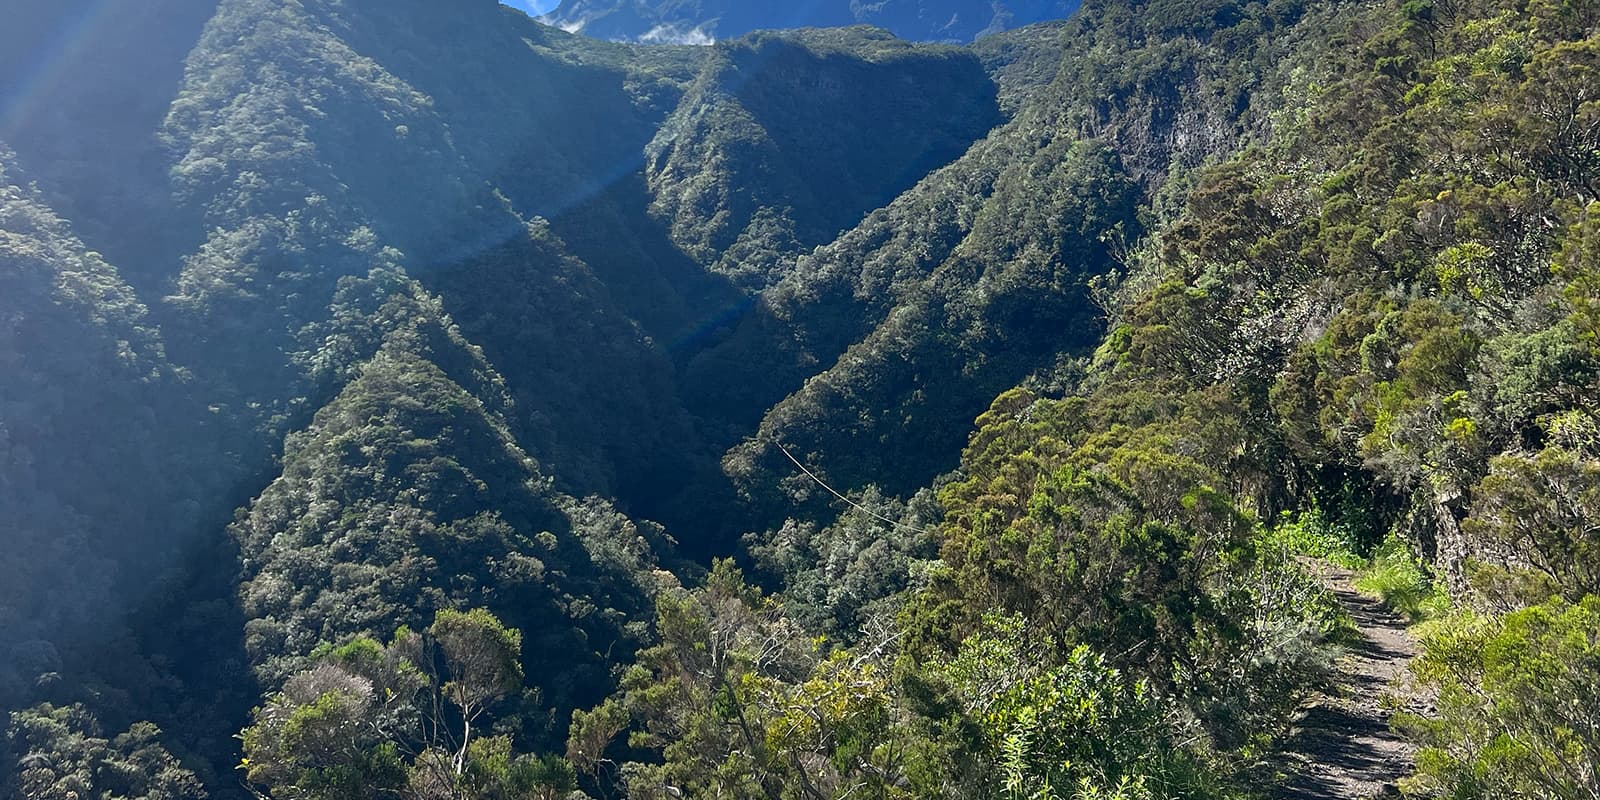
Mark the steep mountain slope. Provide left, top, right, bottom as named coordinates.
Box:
left=233, top=272, right=672, bottom=733
left=645, top=27, right=1003, bottom=288
left=703, top=0, right=1343, bottom=515
left=544, top=0, right=1081, bottom=43
left=903, top=0, right=1600, bottom=795
left=4, top=1, right=1030, bottom=790
left=159, top=0, right=712, bottom=502
left=157, top=0, right=1007, bottom=511
left=0, top=150, right=195, bottom=697
left=0, top=0, right=218, bottom=287
left=0, top=149, right=244, bottom=798
left=13, top=0, right=1597, bottom=797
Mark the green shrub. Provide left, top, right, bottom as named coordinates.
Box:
left=936, top=614, right=1227, bottom=800
left=1263, top=510, right=1364, bottom=569
left=1355, top=536, right=1448, bottom=622
left=1399, top=596, right=1600, bottom=799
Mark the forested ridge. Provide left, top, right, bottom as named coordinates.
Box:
left=1, top=0, right=1598, bottom=798
left=542, top=0, right=1082, bottom=45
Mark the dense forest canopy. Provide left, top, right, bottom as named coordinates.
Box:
left=2, top=0, right=1599, bottom=798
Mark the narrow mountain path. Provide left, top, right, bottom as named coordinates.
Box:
left=1272, top=564, right=1427, bottom=800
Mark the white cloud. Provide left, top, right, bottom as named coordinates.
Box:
left=637, top=22, right=717, bottom=45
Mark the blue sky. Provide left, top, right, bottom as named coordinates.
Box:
left=504, top=0, right=560, bottom=15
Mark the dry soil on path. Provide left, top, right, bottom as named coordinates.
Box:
left=1272, top=564, right=1428, bottom=800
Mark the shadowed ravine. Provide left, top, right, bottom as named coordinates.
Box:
left=1274, top=566, right=1426, bottom=800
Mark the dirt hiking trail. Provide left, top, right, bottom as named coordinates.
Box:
left=1272, top=564, right=1428, bottom=800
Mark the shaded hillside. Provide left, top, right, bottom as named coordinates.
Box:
left=704, top=0, right=1342, bottom=516
left=158, top=0, right=714, bottom=503
left=3, top=1, right=1039, bottom=789
left=155, top=0, right=1008, bottom=511
left=0, top=0, right=218, bottom=287
left=646, top=27, right=1003, bottom=288
left=233, top=272, right=673, bottom=738
left=0, top=150, right=204, bottom=698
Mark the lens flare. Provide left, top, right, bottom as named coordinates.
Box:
left=0, top=1, right=116, bottom=137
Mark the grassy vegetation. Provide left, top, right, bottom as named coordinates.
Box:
left=1355, top=536, right=1450, bottom=622
left=1265, top=512, right=1452, bottom=624
left=1263, top=510, right=1364, bottom=570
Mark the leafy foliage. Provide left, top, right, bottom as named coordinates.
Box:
left=1264, top=510, right=1364, bottom=569
left=240, top=609, right=579, bottom=800
left=930, top=614, right=1224, bottom=800
left=574, top=554, right=1296, bottom=799
left=746, top=485, right=942, bottom=642
left=1355, top=536, right=1448, bottom=622
left=4, top=704, right=206, bottom=800
left=1399, top=596, right=1600, bottom=799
